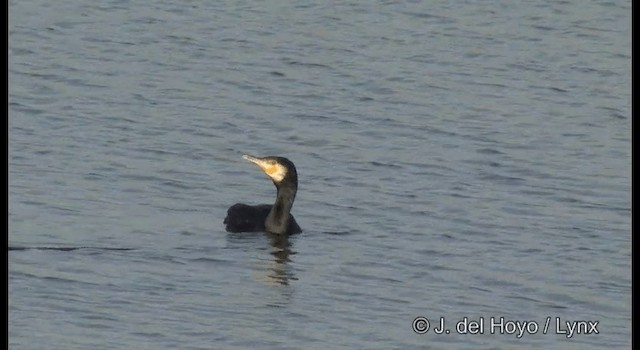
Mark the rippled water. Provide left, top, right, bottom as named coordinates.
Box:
left=9, top=0, right=631, bottom=349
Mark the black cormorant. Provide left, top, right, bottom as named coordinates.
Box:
left=224, top=155, right=302, bottom=235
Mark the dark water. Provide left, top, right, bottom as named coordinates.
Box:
left=9, top=0, right=630, bottom=349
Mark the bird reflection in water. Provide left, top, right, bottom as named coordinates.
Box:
left=226, top=231, right=298, bottom=287
left=263, top=233, right=298, bottom=286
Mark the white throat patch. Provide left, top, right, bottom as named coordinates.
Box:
left=266, top=163, right=287, bottom=183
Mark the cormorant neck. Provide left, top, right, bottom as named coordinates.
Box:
left=265, top=182, right=297, bottom=234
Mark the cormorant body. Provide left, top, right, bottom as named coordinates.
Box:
left=224, top=155, right=302, bottom=235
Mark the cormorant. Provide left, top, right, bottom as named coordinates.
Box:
left=224, top=155, right=302, bottom=235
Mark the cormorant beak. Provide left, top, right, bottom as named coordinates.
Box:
left=242, top=154, right=265, bottom=168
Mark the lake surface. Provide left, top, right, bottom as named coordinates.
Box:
left=9, top=0, right=631, bottom=349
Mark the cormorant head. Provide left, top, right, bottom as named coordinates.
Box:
left=242, top=154, right=298, bottom=187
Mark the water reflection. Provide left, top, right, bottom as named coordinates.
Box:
left=226, top=232, right=298, bottom=286
left=264, top=233, right=297, bottom=286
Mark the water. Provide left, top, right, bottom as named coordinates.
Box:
left=9, top=0, right=631, bottom=349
